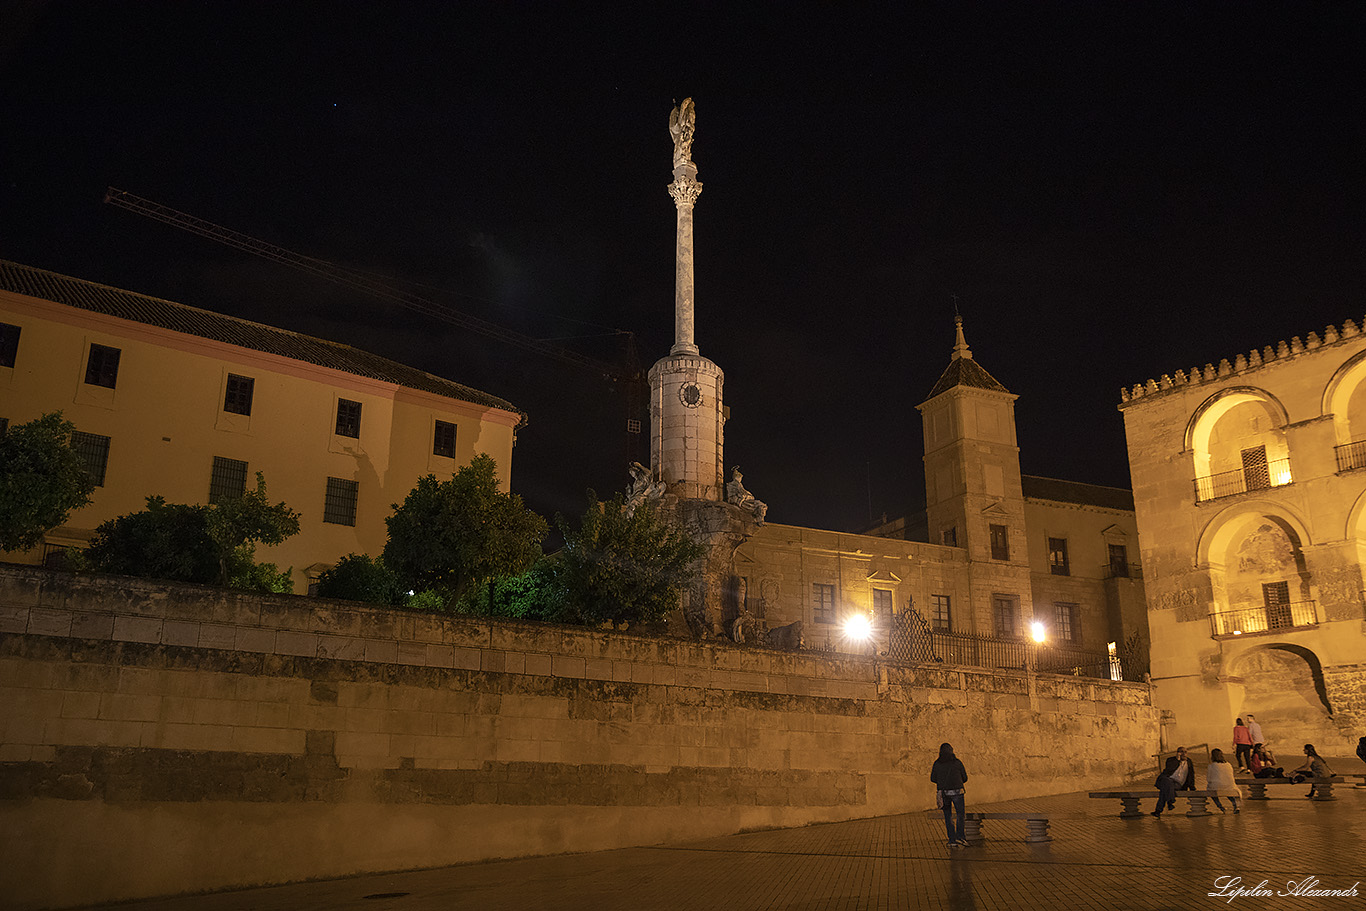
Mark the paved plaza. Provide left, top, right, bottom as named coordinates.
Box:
left=79, top=765, right=1364, bottom=911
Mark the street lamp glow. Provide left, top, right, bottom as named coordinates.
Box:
left=844, top=614, right=873, bottom=642
left=1031, top=621, right=1046, bottom=643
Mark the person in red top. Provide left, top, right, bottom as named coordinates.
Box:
left=1232, top=718, right=1254, bottom=771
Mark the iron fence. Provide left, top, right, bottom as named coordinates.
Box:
left=885, top=610, right=1133, bottom=681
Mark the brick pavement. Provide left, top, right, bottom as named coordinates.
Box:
left=76, top=764, right=1365, bottom=911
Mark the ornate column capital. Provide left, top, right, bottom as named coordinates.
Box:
left=669, top=173, right=703, bottom=208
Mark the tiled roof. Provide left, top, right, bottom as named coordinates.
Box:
left=1022, top=475, right=1135, bottom=511
left=0, top=260, right=522, bottom=417
left=927, top=356, right=1009, bottom=397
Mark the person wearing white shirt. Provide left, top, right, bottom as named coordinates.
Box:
left=1246, top=714, right=1265, bottom=747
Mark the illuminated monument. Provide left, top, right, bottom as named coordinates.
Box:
left=645, top=99, right=765, bottom=636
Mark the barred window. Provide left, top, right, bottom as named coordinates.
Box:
left=224, top=374, right=255, bottom=416
left=1055, top=602, right=1079, bottom=642
left=930, top=594, right=952, bottom=631
left=323, top=477, right=359, bottom=526
left=335, top=399, right=362, bottom=438
left=208, top=456, right=249, bottom=504
left=813, top=583, right=836, bottom=624
left=0, top=322, right=20, bottom=368
left=433, top=420, right=457, bottom=458
left=70, top=430, right=111, bottom=486
left=85, top=344, right=121, bottom=388
left=1048, top=537, right=1070, bottom=575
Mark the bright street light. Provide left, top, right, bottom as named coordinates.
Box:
left=1031, top=621, right=1047, bottom=643
left=843, top=613, right=873, bottom=642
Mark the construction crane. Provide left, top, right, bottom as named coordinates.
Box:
left=104, top=187, right=647, bottom=460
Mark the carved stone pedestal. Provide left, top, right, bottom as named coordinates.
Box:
left=666, top=497, right=760, bottom=638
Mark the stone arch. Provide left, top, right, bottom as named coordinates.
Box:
left=1321, top=348, right=1366, bottom=445
left=1224, top=642, right=1336, bottom=750
left=1184, top=388, right=1292, bottom=498
left=1197, top=503, right=1314, bottom=635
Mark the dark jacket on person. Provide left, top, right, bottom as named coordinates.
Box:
left=1357, top=737, right=1366, bottom=766
left=931, top=758, right=968, bottom=791
left=1156, top=756, right=1195, bottom=790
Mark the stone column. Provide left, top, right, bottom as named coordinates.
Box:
left=669, top=163, right=702, bottom=356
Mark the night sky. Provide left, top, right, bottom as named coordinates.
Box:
left=2, top=2, right=1362, bottom=533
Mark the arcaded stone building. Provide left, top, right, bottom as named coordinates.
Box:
left=1120, top=320, right=1366, bottom=753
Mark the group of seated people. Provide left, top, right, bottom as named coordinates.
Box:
left=1247, top=743, right=1339, bottom=797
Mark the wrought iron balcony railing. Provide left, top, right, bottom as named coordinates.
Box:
left=1102, top=562, right=1143, bottom=580
left=1335, top=439, right=1366, bottom=473
left=1209, top=600, right=1317, bottom=637
left=1193, top=458, right=1293, bottom=503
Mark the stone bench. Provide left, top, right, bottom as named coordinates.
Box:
left=963, top=812, right=1051, bottom=843
left=1087, top=790, right=1220, bottom=818
left=1244, top=777, right=1347, bottom=801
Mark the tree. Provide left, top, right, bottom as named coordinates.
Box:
left=82, top=473, right=300, bottom=592
left=383, top=454, right=548, bottom=606
left=205, top=472, right=301, bottom=587
left=0, top=413, right=96, bottom=552
left=551, top=492, right=705, bottom=627
left=82, top=497, right=219, bottom=583
left=315, top=554, right=406, bottom=605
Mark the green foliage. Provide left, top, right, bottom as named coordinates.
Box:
left=550, top=492, right=705, bottom=627
left=0, top=412, right=97, bottom=552
left=227, top=553, right=295, bottom=594
left=383, top=454, right=547, bottom=604
left=315, top=554, right=406, bottom=605
left=463, top=559, right=568, bottom=621
left=82, top=474, right=300, bottom=591
left=84, top=497, right=219, bottom=583
left=206, top=472, right=301, bottom=586
left=404, top=589, right=447, bottom=613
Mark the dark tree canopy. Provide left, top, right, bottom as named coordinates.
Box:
left=81, top=473, right=300, bottom=593
left=0, top=413, right=96, bottom=552
left=549, top=492, right=705, bottom=627
left=315, top=554, right=406, bottom=605
left=383, top=454, right=548, bottom=604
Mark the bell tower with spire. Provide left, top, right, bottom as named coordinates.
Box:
left=917, top=316, right=1033, bottom=633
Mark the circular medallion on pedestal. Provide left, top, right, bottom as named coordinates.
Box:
left=679, top=382, right=703, bottom=407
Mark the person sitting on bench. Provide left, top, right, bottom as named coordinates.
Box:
left=1151, top=747, right=1195, bottom=817
left=1290, top=743, right=1333, bottom=798
left=1250, top=743, right=1283, bottom=779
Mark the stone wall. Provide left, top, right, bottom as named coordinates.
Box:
left=0, top=566, right=1157, bottom=910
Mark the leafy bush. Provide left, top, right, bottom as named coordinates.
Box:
left=383, top=454, right=547, bottom=605
left=315, top=554, right=405, bottom=605
left=0, top=412, right=96, bottom=552
left=82, top=473, right=299, bottom=591
left=549, top=492, right=704, bottom=627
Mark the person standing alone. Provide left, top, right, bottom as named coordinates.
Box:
left=931, top=743, right=970, bottom=848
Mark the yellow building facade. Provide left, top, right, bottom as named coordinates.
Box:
left=1120, top=319, right=1366, bottom=754
left=0, top=261, right=522, bottom=591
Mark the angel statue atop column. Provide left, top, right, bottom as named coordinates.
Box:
left=669, top=98, right=696, bottom=167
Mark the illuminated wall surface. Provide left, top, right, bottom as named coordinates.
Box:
left=0, top=261, right=521, bottom=592
left=1120, top=320, right=1366, bottom=752
left=0, top=567, right=1156, bottom=910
